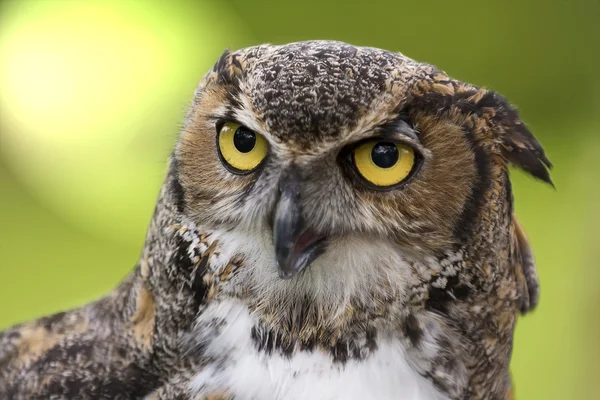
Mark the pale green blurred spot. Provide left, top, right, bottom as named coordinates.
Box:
left=0, top=0, right=249, bottom=246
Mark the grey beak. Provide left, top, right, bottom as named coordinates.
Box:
left=272, top=168, right=326, bottom=279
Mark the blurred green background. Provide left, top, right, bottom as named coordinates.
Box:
left=0, top=0, right=598, bottom=398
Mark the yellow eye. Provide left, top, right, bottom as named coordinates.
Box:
left=218, top=122, right=268, bottom=173
left=353, top=141, right=416, bottom=187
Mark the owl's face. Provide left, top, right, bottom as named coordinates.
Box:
left=174, top=41, right=549, bottom=307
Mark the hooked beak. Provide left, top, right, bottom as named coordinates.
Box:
left=272, top=168, right=327, bottom=279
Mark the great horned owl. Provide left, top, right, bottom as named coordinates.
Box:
left=0, top=41, right=551, bottom=400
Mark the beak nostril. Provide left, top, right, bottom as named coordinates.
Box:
left=279, top=166, right=302, bottom=194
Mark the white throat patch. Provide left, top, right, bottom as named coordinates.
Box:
left=189, top=299, right=447, bottom=400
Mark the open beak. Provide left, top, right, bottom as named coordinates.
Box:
left=272, top=168, right=326, bottom=279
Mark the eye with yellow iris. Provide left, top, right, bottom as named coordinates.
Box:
left=352, top=140, right=417, bottom=188
left=217, top=121, right=268, bottom=173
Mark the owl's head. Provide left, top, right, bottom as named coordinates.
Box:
left=172, top=41, right=550, bottom=312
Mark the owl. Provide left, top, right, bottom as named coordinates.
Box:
left=0, top=41, right=551, bottom=400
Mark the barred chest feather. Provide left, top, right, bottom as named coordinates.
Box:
left=188, top=299, right=448, bottom=400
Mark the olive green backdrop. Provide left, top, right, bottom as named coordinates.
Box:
left=0, top=1, right=598, bottom=398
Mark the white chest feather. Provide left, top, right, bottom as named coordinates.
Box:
left=189, top=299, right=447, bottom=400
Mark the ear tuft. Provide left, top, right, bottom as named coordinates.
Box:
left=406, top=82, right=553, bottom=186
left=463, top=89, right=553, bottom=186
left=213, top=49, right=234, bottom=84
left=479, top=91, right=553, bottom=186
left=501, top=122, right=553, bottom=187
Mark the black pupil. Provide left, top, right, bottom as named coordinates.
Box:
left=233, top=127, right=256, bottom=153
left=371, top=142, right=398, bottom=168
